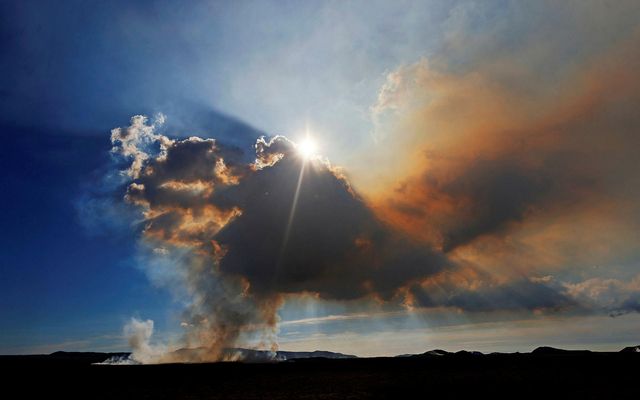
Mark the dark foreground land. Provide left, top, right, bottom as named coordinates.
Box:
left=2, top=349, right=639, bottom=399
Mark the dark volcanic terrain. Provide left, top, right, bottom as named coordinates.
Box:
left=1, top=347, right=638, bottom=399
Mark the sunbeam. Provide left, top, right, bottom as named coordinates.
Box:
left=281, top=158, right=306, bottom=257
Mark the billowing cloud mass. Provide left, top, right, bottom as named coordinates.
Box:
left=371, top=50, right=640, bottom=253
left=109, top=116, right=457, bottom=361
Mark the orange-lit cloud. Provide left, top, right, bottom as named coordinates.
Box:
left=364, top=27, right=640, bottom=288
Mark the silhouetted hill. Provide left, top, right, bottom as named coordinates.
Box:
left=425, top=349, right=450, bottom=356
left=3, top=345, right=638, bottom=366
left=454, top=350, right=484, bottom=356
left=277, top=350, right=357, bottom=360
left=531, top=346, right=592, bottom=355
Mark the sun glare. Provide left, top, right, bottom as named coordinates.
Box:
left=297, top=137, right=318, bottom=160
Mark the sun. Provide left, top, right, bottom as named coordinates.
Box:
left=297, top=137, right=318, bottom=160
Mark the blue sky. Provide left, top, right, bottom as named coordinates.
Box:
left=2, top=1, right=640, bottom=357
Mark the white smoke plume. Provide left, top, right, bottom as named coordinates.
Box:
left=124, top=318, right=165, bottom=364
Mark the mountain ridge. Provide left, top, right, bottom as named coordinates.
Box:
left=2, top=345, right=638, bottom=365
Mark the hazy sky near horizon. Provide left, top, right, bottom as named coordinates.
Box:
left=2, top=0, right=640, bottom=357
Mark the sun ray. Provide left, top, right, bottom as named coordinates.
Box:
left=282, top=160, right=306, bottom=251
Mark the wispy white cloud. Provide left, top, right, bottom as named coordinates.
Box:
left=279, top=313, right=640, bottom=357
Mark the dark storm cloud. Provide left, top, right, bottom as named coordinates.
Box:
left=109, top=117, right=458, bottom=360
left=409, top=278, right=574, bottom=312
left=212, top=149, right=447, bottom=300
left=115, top=125, right=450, bottom=302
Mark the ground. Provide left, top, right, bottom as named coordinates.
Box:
left=2, top=352, right=637, bottom=399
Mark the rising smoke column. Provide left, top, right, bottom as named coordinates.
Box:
left=111, top=115, right=267, bottom=362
